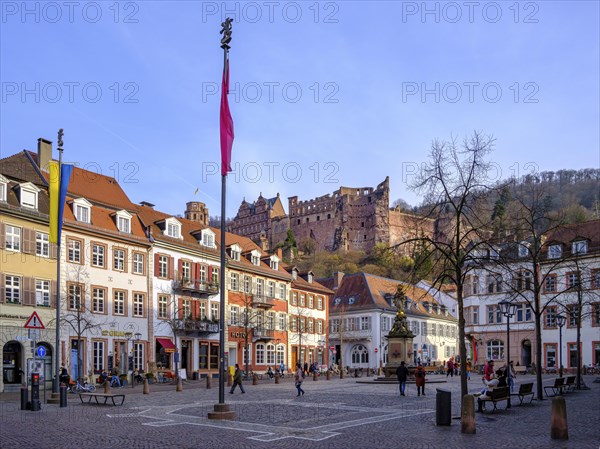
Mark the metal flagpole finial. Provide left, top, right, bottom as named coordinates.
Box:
left=57, top=128, right=64, bottom=149
left=220, top=17, right=233, bottom=50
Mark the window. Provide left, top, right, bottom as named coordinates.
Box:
left=211, top=302, right=219, bottom=321
left=471, top=276, right=479, bottom=295
left=278, top=313, right=286, bottom=331
left=256, top=344, right=265, bottom=364
left=75, top=204, right=90, bottom=223
left=158, top=295, right=169, bottom=319
left=515, top=304, right=532, bottom=322
left=250, top=250, right=261, bottom=266
left=6, top=225, right=21, bottom=251
left=36, top=232, right=49, bottom=257
left=92, top=341, right=105, bottom=372
left=308, top=295, right=314, bottom=308
left=133, top=253, right=144, bottom=275
left=411, top=321, right=419, bottom=335
left=202, top=232, right=214, bottom=247
left=421, top=322, right=427, bottom=335
left=351, top=344, right=369, bottom=364
left=91, top=243, right=105, bottom=268
left=18, top=183, right=39, bottom=209
left=360, top=316, right=370, bottom=330
left=473, top=306, right=479, bottom=324
left=92, top=287, right=105, bottom=313
left=181, top=261, right=192, bottom=281
left=290, top=316, right=298, bottom=332
left=291, top=292, right=298, bottom=306
left=0, top=177, right=6, bottom=202
left=317, top=296, right=323, bottom=310
left=317, top=319, right=323, bottom=334
left=68, top=283, right=83, bottom=310
left=266, top=311, right=275, bottom=330
left=167, top=222, right=180, bottom=238
left=487, top=274, right=502, bottom=293
left=566, top=272, right=580, bottom=290
left=230, top=244, right=241, bottom=261
left=266, top=344, right=275, bottom=365
left=567, top=304, right=579, bottom=328
left=279, top=283, right=286, bottom=300
left=199, top=302, right=207, bottom=320
left=270, top=258, right=278, bottom=270
left=35, top=279, right=50, bottom=306
left=229, top=306, right=239, bottom=325
left=430, top=323, right=436, bottom=336
left=158, top=255, right=169, bottom=278
left=211, top=267, right=219, bottom=284
left=545, top=306, right=557, bottom=328
left=5, top=275, right=21, bottom=303
left=133, top=293, right=144, bottom=317
left=545, top=344, right=557, bottom=368
left=486, top=340, right=504, bottom=361
left=183, top=299, right=191, bottom=319
left=267, top=281, right=275, bottom=298
left=243, top=276, right=251, bottom=294
left=68, top=239, right=82, bottom=263
left=276, top=345, right=285, bottom=365
left=330, top=319, right=340, bottom=333
left=116, top=211, right=131, bottom=233
left=300, top=294, right=306, bottom=307
left=487, top=305, right=502, bottom=324
left=548, top=244, right=562, bottom=259
left=256, top=279, right=264, bottom=296
left=592, top=303, right=600, bottom=327
left=544, top=274, right=557, bottom=293
left=243, top=343, right=252, bottom=365
left=113, top=290, right=126, bottom=315
left=514, top=270, right=532, bottom=291
left=230, top=273, right=239, bottom=291
left=133, top=342, right=144, bottom=372
left=307, top=318, right=314, bottom=333
left=568, top=343, right=579, bottom=368
left=518, top=242, right=529, bottom=258
left=572, top=240, right=587, bottom=255
left=592, top=270, right=600, bottom=289
left=113, top=249, right=126, bottom=271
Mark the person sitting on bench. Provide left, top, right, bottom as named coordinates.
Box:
left=110, top=367, right=122, bottom=387
left=134, top=369, right=144, bottom=384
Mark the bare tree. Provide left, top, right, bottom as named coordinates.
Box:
left=401, top=131, right=498, bottom=406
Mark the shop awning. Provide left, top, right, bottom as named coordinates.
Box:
left=156, top=338, right=176, bottom=353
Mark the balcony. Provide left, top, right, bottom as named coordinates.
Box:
left=251, top=294, right=275, bottom=309
left=172, top=278, right=219, bottom=296
left=175, top=319, right=219, bottom=336
left=252, top=328, right=275, bottom=341
left=328, top=329, right=372, bottom=342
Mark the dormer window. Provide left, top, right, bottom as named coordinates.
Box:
left=17, top=182, right=40, bottom=209
left=250, top=249, right=261, bottom=266
left=307, top=272, right=313, bottom=283
left=292, top=268, right=298, bottom=280
left=270, top=255, right=280, bottom=270
left=334, top=297, right=341, bottom=305
left=115, top=210, right=132, bottom=233
left=164, top=218, right=182, bottom=239
left=348, top=296, right=355, bottom=304
left=0, top=174, right=8, bottom=202
left=572, top=240, right=587, bottom=255
left=548, top=244, right=562, bottom=259
left=230, top=243, right=242, bottom=261
left=441, top=305, right=448, bottom=316
left=433, top=304, right=439, bottom=314
left=72, top=198, right=92, bottom=224
left=200, top=229, right=216, bottom=248
left=518, top=242, right=529, bottom=258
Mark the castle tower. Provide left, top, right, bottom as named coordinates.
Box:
left=185, top=201, right=209, bottom=226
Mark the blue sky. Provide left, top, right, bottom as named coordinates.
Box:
left=1, top=1, right=599, bottom=218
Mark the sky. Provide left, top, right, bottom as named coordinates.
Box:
left=1, top=1, right=599, bottom=219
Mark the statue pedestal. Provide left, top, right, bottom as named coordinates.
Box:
left=383, top=336, right=414, bottom=378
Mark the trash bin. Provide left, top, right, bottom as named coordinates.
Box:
left=436, top=388, right=451, bottom=426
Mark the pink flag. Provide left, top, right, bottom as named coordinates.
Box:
left=220, top=58, right=234, bottom=175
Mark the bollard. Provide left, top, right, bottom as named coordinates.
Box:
left=143, top=379, right=150, bottom=394
left=436, top=389, right=452, bottom=426
left=21, top=386, right=28, bottom=410
left=59, top=384, right=68, bottom=408
left=275, top=373, right=280, bottom=384
left=326, top=370, right=331, bottom=380
left=551, top=396, right=569, bottom=440
left=104, top=381, right=111, bottom=394
left=366, top=368, right=371, bottom=377
left=227, top=373, right=233, bottom=387
left=461, top=394, right=476, bottom=434
left=206, top=375, right=212, bottom=389
left=253, top=373, right=258, bottom=385
left=176, top=377, right=183, bottom=392
left=313, top=371, right=318, bottom=381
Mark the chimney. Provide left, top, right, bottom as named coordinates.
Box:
left=333, top=272, right=345, bottom=291
left=276, top=248, right=283, bottom=259
left=37, top=138, right=52, bottom=172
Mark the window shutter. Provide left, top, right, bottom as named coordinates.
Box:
left=177, top=259, right=183, bottom=281
left=23, top=277, right=35, bottom=305
left=0, top=274, right=5, bottom=303
left=50, top=280, right=57, bottom=308
left=50, top=242, right=58, bottom=259
left=154, top=254, right=160, bottom=277
left=23, top=228, right=35, bottom=254
left=195, top=263, right=201, bottom=282
left=0, top=222, right=5, bottom=249
left=168, top=257, right=174, bottom=280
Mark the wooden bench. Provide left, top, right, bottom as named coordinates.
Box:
left=544, top=377, right=566, bottom=397
left=79, top=392, right=125, bottom=406
left=510, top=383, right=534, bottom=405
left=477, top=386, right=510, bottom=413
left=564, top=376, right=576, bottom=392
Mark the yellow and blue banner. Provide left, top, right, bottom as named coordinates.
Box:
left=48, top=162, right=74, bottom=244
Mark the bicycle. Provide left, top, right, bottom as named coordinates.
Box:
left=70, top=379, right=97, bottom=394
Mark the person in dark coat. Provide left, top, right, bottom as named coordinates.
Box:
left=415, top=363, right=426, bottom=396
left=230, top=364, right=245, bottom=394
left=396, top=361, right=409, bottom=396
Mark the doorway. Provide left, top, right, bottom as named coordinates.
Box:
left=521, top=340, right=532, bottom=367
left=2, top=341, right=23, bottom=384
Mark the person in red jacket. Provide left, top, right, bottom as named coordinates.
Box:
left=415, top=363, right=426, bottom=396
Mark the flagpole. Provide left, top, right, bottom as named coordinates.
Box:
left=208, top=17, right=235, bottom=420
left=53, top=129, right=64, bottom=395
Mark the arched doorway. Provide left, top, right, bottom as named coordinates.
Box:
left=521, top=340, right=532, bottom=367
left=2, top=341, right=23, bottom=384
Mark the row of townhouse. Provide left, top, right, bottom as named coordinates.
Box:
left=319, top=272, right=459, bottom=369
left=0, top=139, right=332, bottom=392
left=463, top=219, right=600, bottom=371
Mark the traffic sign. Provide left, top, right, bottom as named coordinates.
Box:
left=329, top=345, right=334, bottom=351
left=36, top=346, right=47, bottom=357
left=24, top=311, right=45, bottom=330
left=374, top=347, right=378, bottom=353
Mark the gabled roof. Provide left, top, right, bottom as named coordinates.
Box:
left=284, top=267, right=334, bottom=295
left=0, top=151, right=47, bottom=186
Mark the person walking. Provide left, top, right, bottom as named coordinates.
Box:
left=446, top=359, right=454, bottom=378
left=415, top=363, right=426, bottom=396
left=504, top=360, right=516, bottom=392
left=396, top=361, right=409, bottom=396
left=230, top=364, right=245, bottom=394
left=466, top=359, right=472, bottom=381
left=295, top=363, right=305, bottom=396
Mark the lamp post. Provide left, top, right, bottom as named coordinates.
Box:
left=556, top=314, right=566, bottom=378
left=498, top=300, right=517, bottom=407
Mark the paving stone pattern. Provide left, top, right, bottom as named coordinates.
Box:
left=1, top=374, right=598, bottom=449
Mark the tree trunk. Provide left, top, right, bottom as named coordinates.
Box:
left=534, top=312, right=544, bottom=400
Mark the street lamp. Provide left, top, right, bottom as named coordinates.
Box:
left=498, top=299, right=517, bottom=408
left=556, top=314, right=566, bottom=378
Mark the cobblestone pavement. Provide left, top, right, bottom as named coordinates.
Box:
left=1, top=374, right=598, bottom=449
